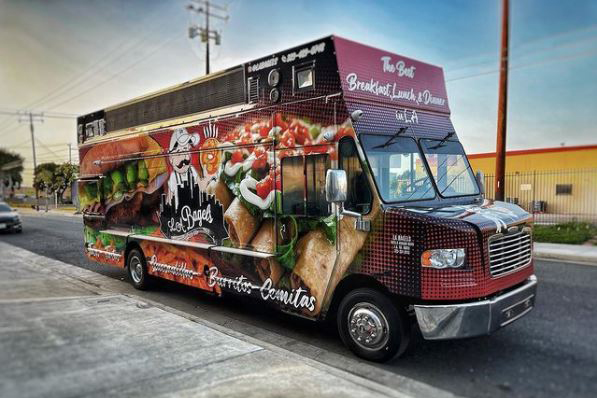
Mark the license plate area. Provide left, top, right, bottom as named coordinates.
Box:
left=500, top=294, right=535, bottom=327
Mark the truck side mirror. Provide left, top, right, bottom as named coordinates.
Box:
left=475, top=171, right=485, bottom=195
left=326, top=169, right=347, bottom=203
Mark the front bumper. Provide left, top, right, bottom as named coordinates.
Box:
left=414, top=275, right=537, bottom=340
left=0, top=220, right=21, bottom=231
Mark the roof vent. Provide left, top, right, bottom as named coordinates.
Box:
left=248, top=77, right=259, bottom=104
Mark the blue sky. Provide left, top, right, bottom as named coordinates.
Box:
left=0, top=0, right=596, bottom=184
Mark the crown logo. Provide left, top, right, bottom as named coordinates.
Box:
left=204, top=121, right=218, bottom=138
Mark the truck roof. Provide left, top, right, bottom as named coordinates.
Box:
left=77, top=35, right=452, bottom=145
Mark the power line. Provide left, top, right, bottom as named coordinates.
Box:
left=0, top=122, right=26, bottom=141
left=445, top=31, right=597, bottom=75
left=0, top=110, right=74, bottom=140
left=0, top=27, right=179, bottom=128
left=0, top=110, right=76, bottom=119
left=45, top=32, right=182, bottom=112
left=446, top=49, right=597, bottom=82
left=4, top=6, right=169, bottom=115
left=443, top=23, right=597, bottom=71
left=0, top=137, right=30, bottom=150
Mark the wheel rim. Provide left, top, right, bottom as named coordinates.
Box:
left=347, top=302, right=390, bottom=350
left=129, top=255, right=143, bottom=284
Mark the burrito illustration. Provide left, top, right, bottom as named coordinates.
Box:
left=206, top=179, right=233, bottom=212
left=251, top=220, right=284, bottom=284
left=291, top=229, right=338, bottom=314
left=224, top=198, right=259, bottom=247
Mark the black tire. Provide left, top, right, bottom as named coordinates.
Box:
left=126, top=248, right=152, bottom=290
left=337, top=288, right=410, bottom=362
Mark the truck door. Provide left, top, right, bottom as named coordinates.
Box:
left=272, top=145, right=337, bottom=317
left=338, top=137, right=373, bottom=214
left=319, top=136, right=378, bottom=313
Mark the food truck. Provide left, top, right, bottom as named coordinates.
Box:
left=77, top=36, right=537, bottom=362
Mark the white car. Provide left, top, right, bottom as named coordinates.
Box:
left=0, top=202, right=22, bottom=233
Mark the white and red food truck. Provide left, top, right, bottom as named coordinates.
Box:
left=77, top=36, right=537, bottom=362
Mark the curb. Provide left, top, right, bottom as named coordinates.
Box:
left=533, top=242, right=597, bottom=266
left=16, top=207, right=82, bottom=219
left=533, top=253, right=597, bottom=266
left=0, top=241, right=456, bottom=398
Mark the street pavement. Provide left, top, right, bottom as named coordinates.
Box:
left=0, top=240, right=429, bottom=398
left=1, top=213, right=597, bottom=397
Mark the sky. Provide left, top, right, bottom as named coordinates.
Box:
left=0, top=0, right=596, bottom=185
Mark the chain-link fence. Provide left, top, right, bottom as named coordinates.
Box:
left=483, top=169, right=597, bottom=224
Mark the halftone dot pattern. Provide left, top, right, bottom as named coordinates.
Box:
left=360, top=207, right=534, bottom=300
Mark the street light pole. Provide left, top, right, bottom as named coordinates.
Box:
left=495, top=0, right=509, bottom=202
left=205, top=0, right=210, bottom=74
left=20, top=112, right=43, bottom=209
left=187, top=0, right=228, bottom=76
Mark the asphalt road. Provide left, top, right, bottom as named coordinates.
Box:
left=1, top=213, right=596, bottom=398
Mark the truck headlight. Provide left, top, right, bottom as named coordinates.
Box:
left=422, top=248, right=466, bottom=269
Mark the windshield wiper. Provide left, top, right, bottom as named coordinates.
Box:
left=440, top=162, right=474, bottom=195
left=428, top=131, right=455, bottom=150
left=402, top=154, right=455, bottom=201
left=372, top=127, right=408, bottom=149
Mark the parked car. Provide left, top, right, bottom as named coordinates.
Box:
left=0, top=202, right=22, bottom=233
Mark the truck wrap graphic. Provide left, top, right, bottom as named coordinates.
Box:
left=77, top=35, right=536, bottom=356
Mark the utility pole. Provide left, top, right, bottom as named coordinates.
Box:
left=68, top=143, right=72, bottom=164
left=187, top=0, right=228, bottom=75
left=494, top=0, right=509, bottom=202
left=19, top=112, right=44, bottom=210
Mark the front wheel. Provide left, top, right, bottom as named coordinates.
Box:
left=126, top=248, right=152, bottom=290
left=337, top=288, right=410, bottom=362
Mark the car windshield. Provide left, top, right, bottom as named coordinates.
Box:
left=419, top=138, right=479, bottom=197
left=360, top=134, right=435, bottom=202
left=0, top=204, right=12, bottom=212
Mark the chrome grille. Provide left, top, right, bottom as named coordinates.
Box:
left=488, top=228, right=532, bottom=277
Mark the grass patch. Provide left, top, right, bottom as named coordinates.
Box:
left=534, top=222, right=597, bottom=245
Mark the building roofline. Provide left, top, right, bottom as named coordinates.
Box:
left=468, top=144, right=597, bottom=159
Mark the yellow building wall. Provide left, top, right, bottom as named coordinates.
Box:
left=468, top=146, right=597, bottom=217
left=469, top=147, right=597, bottom=175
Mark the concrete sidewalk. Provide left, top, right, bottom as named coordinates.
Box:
left=533, top=242, right=597, bottom=265
left=16, top=206, right=82, bottom=219
left=0, top=241, right=449, bottom=398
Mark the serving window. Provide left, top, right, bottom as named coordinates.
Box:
left=281, top=153, right=330, bottom=216
left=339, top=138, right=372, bottom=214
left=281, top=156, right=305, bottom=214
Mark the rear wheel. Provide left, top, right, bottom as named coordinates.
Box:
left=337, top=288, right=410, bottom=362
left=126, top=248, right=151, bottom=290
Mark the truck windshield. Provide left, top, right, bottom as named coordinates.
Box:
left=360, top=134, right=435, bottom=202
left=419, top=138, right=479, bottom=197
